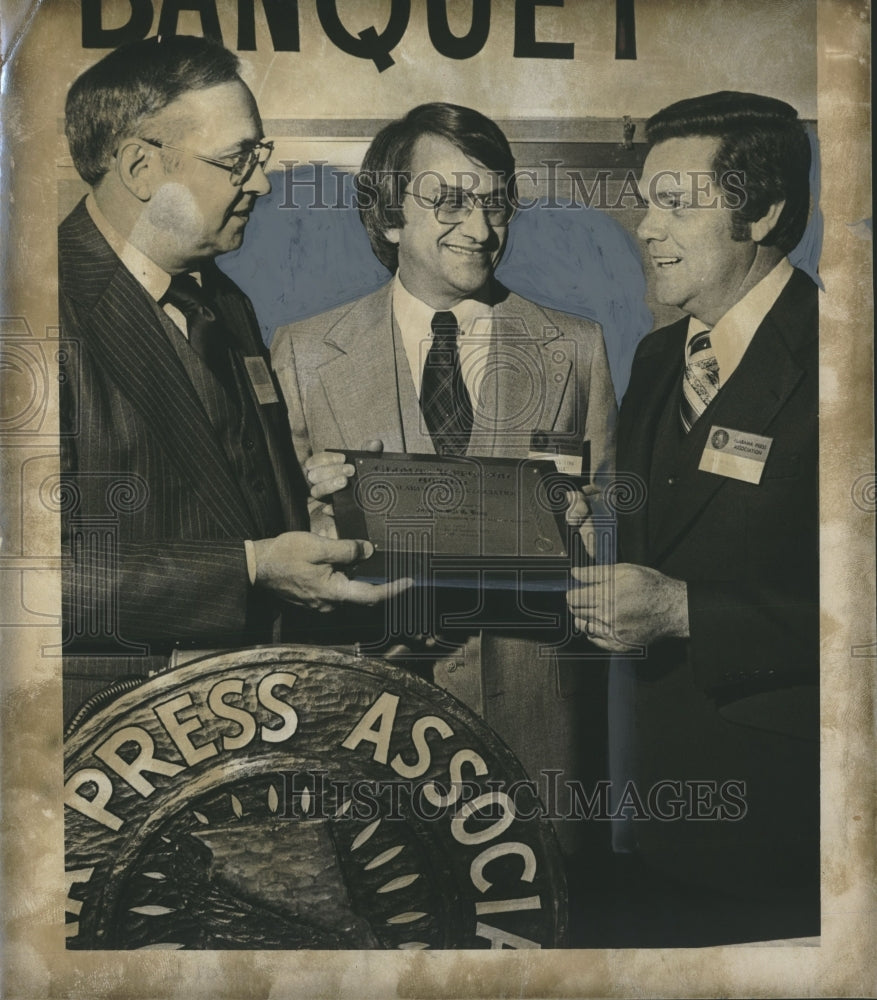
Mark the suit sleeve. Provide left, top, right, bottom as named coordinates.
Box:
left=685, top=578, right=819, bottom=696
left=271, top=322, right=315, bottom=470
left=62, top=538, right=255, bottom=647
left=574, top=317, right=618, bottom=480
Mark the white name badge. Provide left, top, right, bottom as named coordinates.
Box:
left=699, top=425, right=773, bottom=484
left=528, top=431, right=586, bottom=475
left=244, top=356, right=280, bottom=405
left=528, top=450, right=582, bottom=475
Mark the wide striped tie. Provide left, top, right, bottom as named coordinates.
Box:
left=680, top=329, right=720, bottom=432
left=420, top=311, right=474, bottom=456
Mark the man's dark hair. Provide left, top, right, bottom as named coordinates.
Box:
left=355, top=102, right=516, bottom=272
left=645, top=91, right=812, bottom=254
left=65, top=35, right=241, bottom=186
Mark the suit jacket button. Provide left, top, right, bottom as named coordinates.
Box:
left=667, top=476, right=677, bottom=486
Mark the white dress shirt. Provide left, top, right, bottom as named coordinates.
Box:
left=685, top=257, right=794, bottom=385
left=86, top=195, right=196, bottom=337
left=392, top=276, right=495, bottom=404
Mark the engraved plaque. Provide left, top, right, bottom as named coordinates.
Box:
left=331, top=452, right=582, bottom=586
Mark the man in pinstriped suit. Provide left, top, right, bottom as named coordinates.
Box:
left=59, top=36, right=408, bottom=727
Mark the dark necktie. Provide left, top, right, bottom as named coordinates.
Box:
left=420, top=311, right=474, bottom=456
left=680, top=328, right=720, bottom=432
left=161, top=274, right=237, bottom=396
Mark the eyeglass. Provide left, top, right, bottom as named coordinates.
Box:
left=404, top=188, right=515, bottom=227
left=141, top=138, right=274, bottom=186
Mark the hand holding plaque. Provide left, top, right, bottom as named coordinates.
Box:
left=303, top=441, right=385, bottom=537
left=326, top=450, right=586, bottom=589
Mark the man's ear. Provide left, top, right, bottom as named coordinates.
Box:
left=384, top=227, right=401, bottom=245
left=115, top=139, right=155, bottom=202
left=750, top=199, right=785, bottom=243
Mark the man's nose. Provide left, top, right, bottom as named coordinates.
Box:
left=636, top=203, right=665, bottom=242
left=244, top=161, right=271, bottom=197
left=457, top=203, right=491, bottom=241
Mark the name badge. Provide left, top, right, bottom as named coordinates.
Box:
left=244, top=356, right=280, bottom=405
left=528, top=430, right=588, bottom=476
left=699, top=425, right=773, bottom=484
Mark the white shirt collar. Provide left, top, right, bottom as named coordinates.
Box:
left=392, top=275, right=487, bottom=338
left=86, top=194, right=175, bottom=303
left=392, top=275, right=493, bottom=396
left=686, top=257, right=793, bottom=384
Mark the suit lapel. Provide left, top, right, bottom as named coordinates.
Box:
left=474, top=291, right=572, bottom=457
left=317, top=283, right=411, bottom=453
left=617, top=321, right=686, bottom=563
left=205, top=265, right=309, bottom=529
left=648, top=275, right=813, bottom=561
left=391, top=311, right=436, bottom=454
left=61, top=203, right=258, bottom=536
left=310, top=284, right=582, bottom=460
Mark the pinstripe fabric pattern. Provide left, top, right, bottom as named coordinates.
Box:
left=161, top=306, right=286, bottom=539
left=59, top=199, right=309, bottom=721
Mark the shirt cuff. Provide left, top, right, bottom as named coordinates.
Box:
left=244, top=539, right=257, bottom=585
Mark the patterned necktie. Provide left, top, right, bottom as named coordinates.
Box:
left=161, top=274, right=237, bottom=396
left=420, top=311, right=474, bottom=456
left=680, top=328, right=720, bottom=432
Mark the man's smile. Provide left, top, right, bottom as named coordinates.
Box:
left=650, top=253, right=683, bottom=268
left=443, top=243, right=490, bottom=257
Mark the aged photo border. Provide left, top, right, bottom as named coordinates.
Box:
left=1, top=0, right=874, bottom=996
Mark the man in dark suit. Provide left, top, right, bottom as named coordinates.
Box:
left=271, top=103, right=617, bottom=885
left=568, top=92, right=819, bottom=943
left=60, top=36, right=407, bottom=728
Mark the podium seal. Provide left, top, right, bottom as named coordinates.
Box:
left=64, top=646, right=566, bottom=949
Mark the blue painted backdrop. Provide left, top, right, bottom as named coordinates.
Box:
left=219, top=133, right=821, bottom=403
